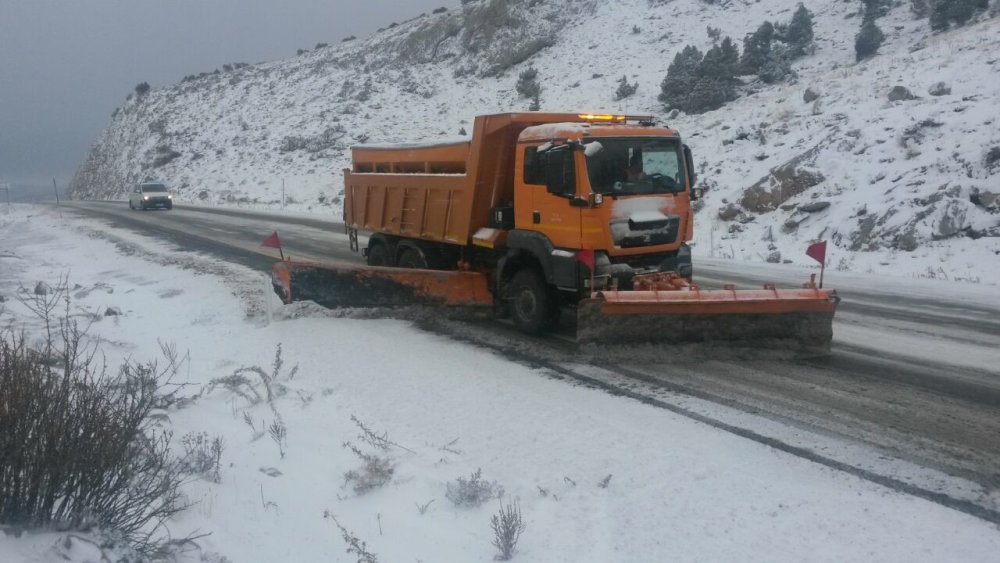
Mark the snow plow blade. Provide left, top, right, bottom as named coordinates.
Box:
left=271, top=260, right=494, bottom=317
left=577, top=273, right=839, bottom=356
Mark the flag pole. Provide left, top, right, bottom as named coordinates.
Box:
left=819, top=258, right=825, bottom=289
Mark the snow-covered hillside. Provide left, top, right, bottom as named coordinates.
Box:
left=69, top=0, right=1000, bottom=280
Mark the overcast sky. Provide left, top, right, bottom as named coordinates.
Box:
left=0, top=0, right=455, bottom=190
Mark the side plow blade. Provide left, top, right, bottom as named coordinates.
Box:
left=577, top=276, right=839, bottom=356
left=272, top=260, right=494, bottom=317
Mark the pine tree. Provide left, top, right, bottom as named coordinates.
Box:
left=929, top=0, right=989, bottom=30
left=860, top=0, right=892, bottom=20
left=687, top=78, right=732, bottom=114
left=784, top=4, right=815, bottom=57
left=516, top=67, right=541, bottom=100
left=855, top=19, right=885, bottom=61
left=614, top=75, right=638, bottom=101
left=740, top=21, right=774, bottom=75
left=659, top=45, right=704, bottom=110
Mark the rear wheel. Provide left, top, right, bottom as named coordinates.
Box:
left=367, top=243, right=390, bottom=266
left=397, top=248, right=427, bottom=269
left=508, top=269, right=557, bottom=335
left=129, top=200, right=134, bottom=210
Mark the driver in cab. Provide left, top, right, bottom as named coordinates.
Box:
left=626, top=155, right=647, bottom=181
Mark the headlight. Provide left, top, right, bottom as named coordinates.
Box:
left=143, top=196, right=149, bottom=200
left=167, top=195, right=172, bottom=199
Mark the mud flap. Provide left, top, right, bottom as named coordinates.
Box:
left=272, top=260, right=494, bottom=318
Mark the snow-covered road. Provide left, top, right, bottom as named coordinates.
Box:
left=3, top=203, right=1000, bottom=562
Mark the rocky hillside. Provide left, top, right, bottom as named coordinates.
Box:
left=70, top=0, right=1000, bottom=280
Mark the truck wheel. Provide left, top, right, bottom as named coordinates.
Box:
left=367, top=243, right=390, bottom=266
left=397, top=248, right=427, bottom=269
left=508, top=269, right=555, bottom=335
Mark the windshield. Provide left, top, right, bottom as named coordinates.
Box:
left=585, top=137, right=685, bottom=195
left=141, top=184, right=167, bottom=192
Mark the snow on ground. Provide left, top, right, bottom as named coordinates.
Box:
left=2, top=203, right=1000, bottom=562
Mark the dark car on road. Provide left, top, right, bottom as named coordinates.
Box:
left=129, top=182, right=173, bottom=210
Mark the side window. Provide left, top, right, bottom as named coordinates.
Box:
left=523, top=147, right=545, bottom=185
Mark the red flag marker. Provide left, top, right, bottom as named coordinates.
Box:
left=261, top=231, right=284, bottom=260
left=806, top=240, right=827, bottom=288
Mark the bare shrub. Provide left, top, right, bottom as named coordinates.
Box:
left=342, top=441, right=394, bottom=494
left=351, top=414, right=414, bottom=453
left=614, top=75, right=638, bottom=101
left=268, top=417, right=287, bottom=459
left=324, top=512, right=379, bottom=563
left=491, top=499, right=527, bottom=560
left=203, top=343, right=298, bottom=406
left=0, top=285, right=186, bottom=554
left=446, top=468, right=503, bottom=508
left=178, top=431, right=225, bottom=483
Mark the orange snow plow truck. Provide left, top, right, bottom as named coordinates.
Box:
left=272, top=112, right=839, bottom=354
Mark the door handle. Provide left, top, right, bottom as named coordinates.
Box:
left=532, top=211, right=540, bottom=224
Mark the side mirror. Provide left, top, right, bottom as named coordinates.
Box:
left=691, top=187, right=703, bottom=201
left=683, top=144, right=697, bottom=187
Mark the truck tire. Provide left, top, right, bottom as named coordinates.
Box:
left=367, top=243, right=390, bottom=266
left=397, top=248, right=427, bottom=269
left=508, top=269, right=556, bottom=335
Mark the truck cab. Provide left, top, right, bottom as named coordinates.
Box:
left=512, top=116, right=697, bottom=291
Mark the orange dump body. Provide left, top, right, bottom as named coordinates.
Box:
left=343, top=112, right=618, bottom=246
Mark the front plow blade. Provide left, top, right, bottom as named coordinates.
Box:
left=577, top=284, right=839, bottom=356
left=272, top=260, right=493, bottom=317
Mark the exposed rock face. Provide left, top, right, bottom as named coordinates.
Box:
left=888, top=85, right=917, bottom=101
left=766, top=251, right=781, bottom=263
left=803, top=87, right=820, bottom=103
left=934, top=200, right=968, bottom=239
left=740, top=162, right=826, bottom=213
left=718, top=203, right=741, bottom=221
left=971, top=188, right=999, bottom=212
left=894, top=229, right=919, bottom=251
left=986, top=147, right=1000, bottom=173
left=798, top=201, right=831, bottom=213
left=928, top=81, right=951, bottom=96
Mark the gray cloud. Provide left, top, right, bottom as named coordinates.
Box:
left=0, top=0, right=454, bottom=190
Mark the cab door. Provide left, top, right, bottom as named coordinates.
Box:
left=516, top=145, right=582, bottom=250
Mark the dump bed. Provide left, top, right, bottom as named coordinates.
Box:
left=343, top=113, right=593, bottom=246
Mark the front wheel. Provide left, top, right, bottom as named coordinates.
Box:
left=367, top=243, right=390, bottom=266
left=508, top=269, right=557, bottom=335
